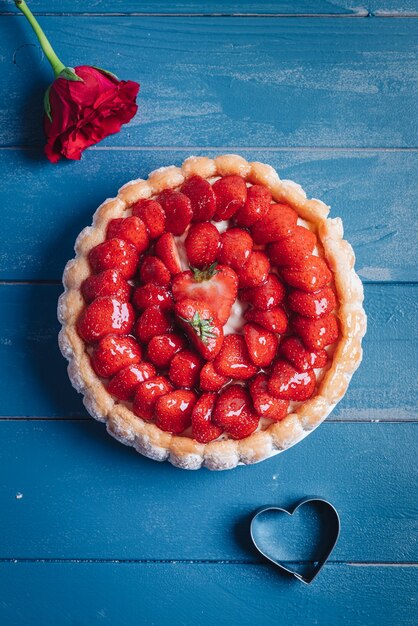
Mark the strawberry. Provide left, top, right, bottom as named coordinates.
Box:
left=280, top=256, right=332, bottom=293
left=267, top=226, right=316, bottom=267
left=217, top=228, right=253, bottom=271
left=107, top=362, right=156, bottom=401
left=213, top=175, right=247, bottom=220
left=251, top=203, right=298, bottom=244
left=213, top=385, right=259, bottom=440
left=240, top=273, right=285, bottom=310
left=169, top=349, right=202, bottom=389
left=147, top=333, right=186, bottom=369
left=77, top=297, right=135, bottom=343
left=175, top=299, right=223, bottom=360
left=157, top=189, right=193, bottom=235
left=268, top=359, right=316, bottom=401
left=243, top=322, right=278, bottom=368
left=213, top=334, right=257, bottom=380
left=244, top=307, right=288, bottom=334
left=106, top=216, right=149, bottom=254
left=155, top=232, right=182, bottom=274
left=131, top=199, right=166, bottom=239
left=185, top=222, right=219, bottom=268
left=135, top=306, right=174, bottom=343
left=91, top=334, right=142, bottom=378
left=249, top=373, right=289, bottom=421
left=133, top=375, right=173, bottom=420
left=172, top=263, right=238, bottom=326
left=88, top=238, right=139, bottom=279
left=235, top=184, right=272, bottom=227
left=237, top=251, right=270, bottom=288
left=191, top=393, right=223, bottom=443
left=181, top=175, right=216, bottom=222
left=81, top=269, right=131, bottom=304
left=287, top=286, right=337, bottom=318
left=292, top=313, right=339, bottom=351
left=280, top=336, right=328, bottom=372
left=139, top=256, right=171, bottom=286
left=199, top=361, right=230, bottom=392
left=154, top=389, right=197, bottom=434
left=133, top=284, right=173, bottom=310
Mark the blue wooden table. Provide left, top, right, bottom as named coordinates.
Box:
left=1, top=2, right=417, bottom=624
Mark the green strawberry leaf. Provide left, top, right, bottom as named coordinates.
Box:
left=43, top=84, right=52, bottom=122
left=92, top=66, right=119, bottom=80
left=58, top=67, right=84, bottom=82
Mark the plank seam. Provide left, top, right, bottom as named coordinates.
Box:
left=2, top=12, right=418, bottom=18
left=0, top=558, right=417, bottom=565
left=2, top=147, right=418, bottom=153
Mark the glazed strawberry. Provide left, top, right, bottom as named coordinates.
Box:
left=131, top=199, right=166, bottom=239
left=157, top=189, right=193, bottom=235
left=237, top=251, right=270, bottom=288
left=292, top=314, right=339, bottom=351
left=91, top=334, right=142, bottom=378
left=267, top=226, right=316, bottom=267
left=249, top=373, right=289, bottom=421
left=147, top=333, right=186, bottom=369
left=217, top=228, right=253, bottom=271
left=175, top=299, right=223, bottom=360
left=280, top=256, right=332, bottom=293
left=235, top=184, right=272, bottom=227
left=81, top=269, right=131, bottom=304
left=155, top=232, right=182, bottom=274
left=251, top=203, right=298, bottom=244
left=199, top=361, right=230, bottom=392
left=191, top=393, right=223, bottom=443
left=106, top=216, right=149, bottom=254
left=243, top=323, right=278, bottom=368
left=213, top=175, right=247, bottom=220
left=154, top=390, right=197, bottom=434
left=88, top=238, right=139, bottom=279
left=133, top=376, right=173, bottom=420
left=169, top=349, right=202, bottom=389
left=268, top=360, right=316, bottom=401
left=107, top=363, right=156, bottom=401
left=213, top=334, right=257, bottom=380
left=280, top=336, right=328, bottom=372
left=287, top=286, right=337, bottom=318
left=244, top=307, right=288, bottom=334
left=185, top=223, right=219, bottom=268
left=77, top=297, right=135, bottom=343
left=139, top=256, right=171, bottom=287
left=135, top=306, right=174, bottom=343
left=172, top=263, right=238, bottom=326
left=240, top=273, right=285, bottom=310
left=181, top=175, right=216, bottom=222
left=133, top=284, right=173, bottom=310
left=213, top=385, right=259, bottom=440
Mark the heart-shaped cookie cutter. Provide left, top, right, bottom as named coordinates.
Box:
left=250, top=497, right=340, bottom=584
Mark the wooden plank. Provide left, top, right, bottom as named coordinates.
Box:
left=2, top=17, right=418, bottom=148
left=1, top=149, right=417, bottom=282
left=0, top=562, right=417, bottom=626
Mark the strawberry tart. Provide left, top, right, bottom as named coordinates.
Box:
left=58, top=154, right=366, bottom=470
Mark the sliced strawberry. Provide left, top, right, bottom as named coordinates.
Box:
left=191, top=393, right=223, bottom=443
left=287, top=286, right=337, bottom=318
left=267, top=226, right=316, bottom=267
left=235, top=184, right=272, bottom=227
left=280, top=336, right=328, bottom=372
left=181, top=175, right=216, bottom=222
left=147, top=333, right=186, bottom=369
left=77, top=297, right=135, bottom=343
left=106, top=216, right=149, bottom=254
left=157, top=189, right=193, bottom=235
left=251, top=203, right=298, bottom=244
left=280, top=256, right=332, bottom=293
left=240, top=273, right=285, bottom=310
left=133, top=376, right=173, bottom=420
left=133, top=284, right=173, bottom=310
left=107, top=362, right=156, bottom=401
left=155, top=232, right=182, bottom=275
left=91, top=334, right=142, bottom=378
left=213, top=334, right=257, bottom=380
left=131, top=199, right=166, bottom=239
left=135, top=306, right=174, bottom=343
left=154, top=389, right=197, bottom=434
left=169, top=349, right=203, bottom=389
left=81, top=269, right=131, bottom=304
left=185, top=222, right=220, bottom=269
left=199, top=361, right=230, bottom=392
left=292, top=314, right=339, bottom=351
left=249, top=373, right=289, bottom=421
left=237, top=251, right=270, bottom=288
left=243, top=323, right=278, bottom=368
left=175, top=299, right=223, bottom=361
left=213, top=385, right=259, bottom=440
left=88, top=238, right=139, bottom=279
left=139, top=256, right=171, bottom=287
left=217, top=228, right=253, bottom=271
left=268, top=360, right=316, bottom=401
left=244, top=307, right=288, bottom=334
left=213, top=175, right=247, bottom=220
